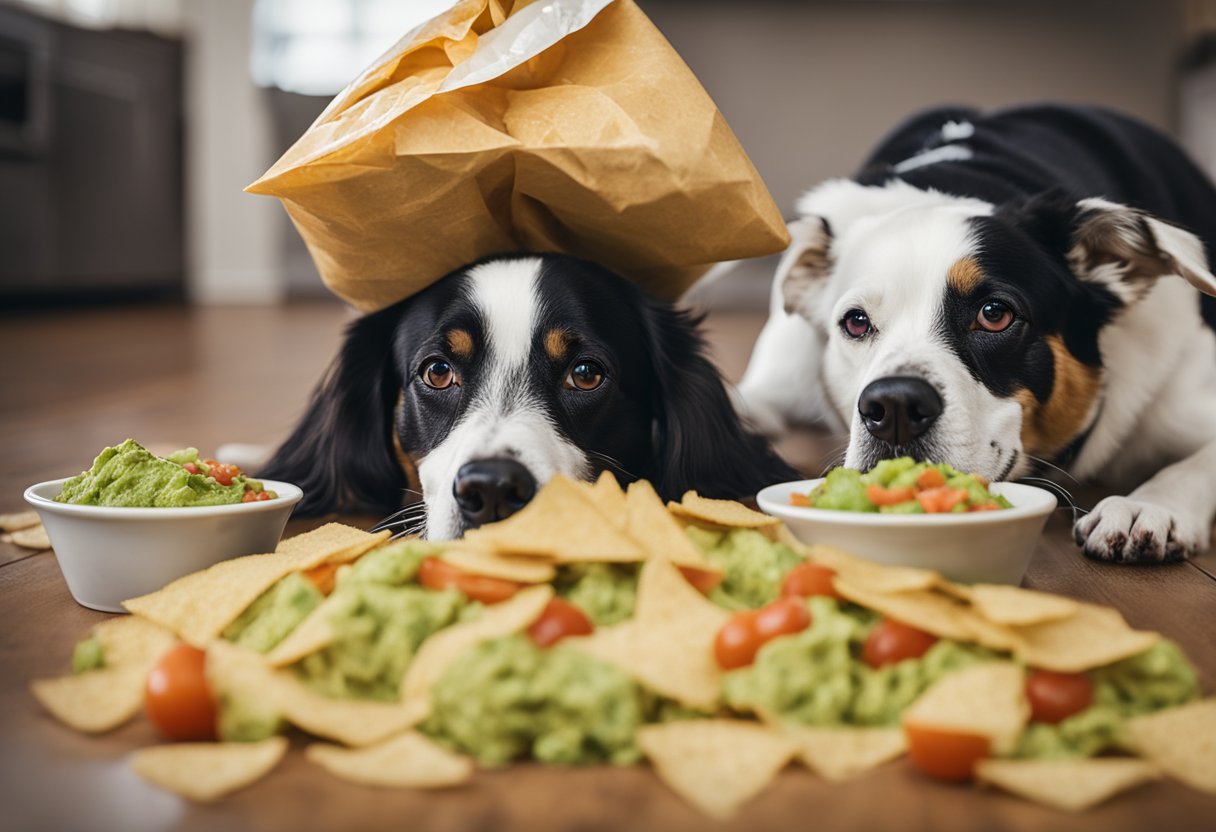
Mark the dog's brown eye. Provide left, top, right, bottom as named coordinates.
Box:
left=565, top=360, right=605, bottom=391
left=421, top=358, right=457, bottom=390
left=841, top=308, right=872, bottom=339
left=977, top=300, right=1014, bottom=333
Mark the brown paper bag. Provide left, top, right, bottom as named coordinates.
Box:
left=248, top=0, right=789, bottom=312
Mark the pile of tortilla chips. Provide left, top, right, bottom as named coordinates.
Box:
left=29, top=476, right=1215, bottom=818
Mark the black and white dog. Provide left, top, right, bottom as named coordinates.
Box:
left=262, top=253, right=796, bottom=539
left=738, top=105, right=1216, bottom=563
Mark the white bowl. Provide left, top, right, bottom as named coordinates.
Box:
left=24, top=478, right=304, bottom=613
left=757, top=479, right=1057, bottom=585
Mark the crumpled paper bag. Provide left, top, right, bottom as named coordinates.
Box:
left=248, top=0, right=789, bottom=312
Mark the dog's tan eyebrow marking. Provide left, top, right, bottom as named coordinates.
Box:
left=446, top=329, right=474, bottom=359
left=544, top=328, right=571, bottom=361
left=1015, top=335, right=1101, bottom=457
left=947, top=257, right=985, bottom=293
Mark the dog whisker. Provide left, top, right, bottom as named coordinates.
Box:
left=1018, top=475, right=1085, bottom=521
left=1024, top=454, right=1082, bottom=487
left=585, top=450, right=640, bottom=482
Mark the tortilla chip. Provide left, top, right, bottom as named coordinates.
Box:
left=1013, top=603, right=1159, bottom=673
left=636, top=719, right=797, bottom=820
left=903, top=662, right=1029, bottom=755
left=463, top=476, right=645, bottom=563
left=975, top=758, right=1160, bottom=812
left=586, top=470, right=627, bottom=527
left=624, top=480, right=718, bottom=572
left=567, top=556, right=728, bottom=710
left=783, top=726, right=907, bottom=781
left=808, top=545, right=939, bottom=594
left=833, top=580, right=975, bottom=641
left=439, top=544, right=557, bottom=583
left=10, top=524, right=51, bottom=550
left=0, top=509, right=41, bottom=532
left=263, top=592, right=346, bottom=668
left=969, top=584, right=1079, bottom=627
left=31, top=616, right=176, bottom=733
left=207, top=641, right=423, bottom=747
left=124, top=525, right=388, bottom=645
left=668, top=491, right=780, bottom=529
left=1125, top=699, right=1216, bottom=794
left=306, top=731, right=473, bottom=789
left=130, top=737, right=288, bottom=802
left=401, top=585, right=553, bottom=719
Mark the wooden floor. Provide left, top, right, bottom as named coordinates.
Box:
left=2, top=300, right=1215, bottom=832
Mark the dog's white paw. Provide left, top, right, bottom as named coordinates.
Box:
left=1073, top=496, right=1208, bottom=563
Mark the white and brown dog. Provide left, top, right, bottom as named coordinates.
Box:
left=738, top=105, right=1216, bottom=563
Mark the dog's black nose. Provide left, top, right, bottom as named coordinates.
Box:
left=453, top=458, right=538, bottom=528
left=858, top=376, right=943, bottom=447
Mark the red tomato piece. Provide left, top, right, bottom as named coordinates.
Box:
left=753, top=596, right=811, bottom=642
left=916, top=486, right=969, bottom=513
left=781, top=562, right=842, bottom=600
left=417, top=557, right=522, bottom=605
left=255, top=490, right=273, bottom=501
left=1025, top=670, right=1095, bottom=724
left=915, top=468, right=946, bottom=490
left=789, top=492, right=812, bottom=507
left=904, top=724, right=990, bottom=782
left=204, top=460, right=241, bottom=487
left=302, top=561, right=340, bottom=594
left=527, top=598, right=594, bottom=647
left=863, top=618, right=938, bottom=668
left=181, top=462, right=200, bottom=475
left=967, top=502, right=1002, bottom=512
left=714, top=611, right=763, bottom=670
left=241, top=489, right=258, bottom=503
left=145, top=644, right=217, bottom=742
left=866, top=484, right=917, bottom=506
left=678, top=565, right=724, bottom=594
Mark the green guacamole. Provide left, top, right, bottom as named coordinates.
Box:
left=801, top=457, right=1012, bottom=514
left=554, top=563, right=639, bottom=625
left=722, top=596, right=996, bottom=726
left=424, top=635, right=645, bottom=766
left=223, top=572, right=323, bottom=653
left=54, top=439, right=268, bottom=507
left=687, top=526, right=805, bottom=610
left=71, top=637, right=105, bottom=674
left=1013, top=641, right=1198, bottom=759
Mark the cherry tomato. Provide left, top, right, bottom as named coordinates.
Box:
left=782, top=562, right=842, bottom=600
left=527, top=598, right=594, bottom=647
left=1025, top=670, right=1095, bottom=724
left=678, top=566, right=724, bottom=594
left=145, top=644, right=217, bottom=742
left=866, top=484, right=916, bottom=506
left=753, top=596, right=811, bottom=642
left=863, top=618, right=938, bottom=668
left=714, top=611, right=763, bottom=670
left=417, top=557, right=522, bottom=605
left=904, top=724, right=990, bottom=782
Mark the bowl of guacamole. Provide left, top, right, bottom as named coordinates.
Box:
left=757, top=459, right=1057, bottom=585
left=24, top=440, right=303, bottom=612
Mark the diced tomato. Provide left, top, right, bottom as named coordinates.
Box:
left=967, top=502, right=1002, bottom=512
left=678, top=565, right=724, bottom=594
left=181, top=462, right=200, bottom=475
left=417, top=556, right=522, bottom=605
left=241, top=489, right=258, bottom=503
left=753, top=596, right=811, bottom=642
left=255, top=490, right=273, bottom=501
left=863, top=618, right=938, bottom=668
left=781, top=562, right=842, bottom=600
left=916, top=486, right=969, bottom=513
left=866, top=484, right=917, bottom=506
left=1025, top=670, right=1094, bottom=724
left=714, top=610, right=762, bottom=670
left=904, top=724, right=990, bottom=782
left=915, top=468, right=946, bottom=490
left=204, top=460, right=242, bottom=487
left=527, top=598, right=594, bottom=647
left=145, top=644, right=217, bottom=742
left=789, top=492, right=813, bottom=507
left=303, top=562, right=341, bottom=594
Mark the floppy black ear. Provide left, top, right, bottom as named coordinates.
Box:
left=258, top=306, right=407, bottom=516
left=640, top=298, right=800, bottom=501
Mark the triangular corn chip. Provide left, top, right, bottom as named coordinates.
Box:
left=784, top=726, right=907, bottom=781
left=130, top=737, right=288, bottom=802
left=306, top=731, right=474, bottom=788
left=976, top=758, right=1160, bottom=812
left=808, top=545, right=939, bottom=593
left=668, top=491, right=779, bottom=528
left=903, top=662, right=1029, bottom=756
left=1013, top=603, right=1159, bottom=673
left=624, top=480, right=718, bottom=572
left=636, top=719, right=797, bottom=820
left=439, top=544, right=556, bottom=583
left=1125, top=698, right=1216, bottom=794
left=263, top=592, right=347, bottom=668
left=833, top=580, right=974, bottom=641
left=969, top=584, right=1079, bottom=626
